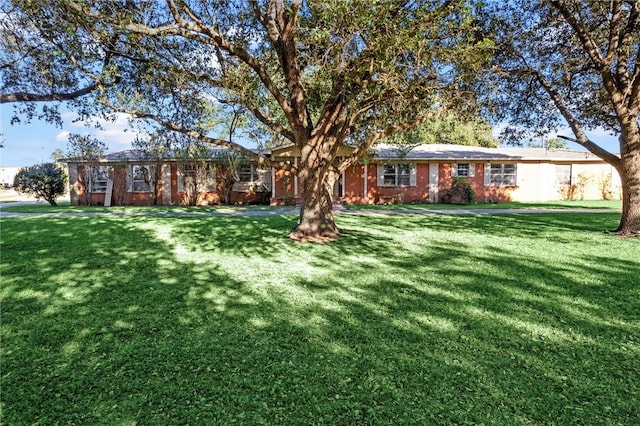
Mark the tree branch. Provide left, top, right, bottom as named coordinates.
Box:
left=550, top=1, right=606, bottom=70
left=532, top=69, right=622, bottom=166
left=218, top=98, right=296, bottom=142
left=124, top=14, right=296, bottom=129
left=101, top=101, right=270, bottom=166
left=340, top=109, right=442, bottom=171
left=606, top=0, right=624, bottom=64
left=1, top=83, right=103, bottom=103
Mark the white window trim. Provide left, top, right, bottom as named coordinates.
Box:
left=127, top=164, right=153, bottom=193
left=177, top=163, right=217, bottom=193
left=451, top=163, right=475, bottom=178
left=89, top=165, right=109, bottom=193
left=377, top=163, right=417, bottom=187
left=238, top=163, right=260, bottom=183
left=233, top=164, right=270, bottom=193
left=555, top=164, right=572, bottom=186
left=484, top=163, right=517, bottom=186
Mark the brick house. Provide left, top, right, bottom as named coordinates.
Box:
left=65, top=144, right=621, bottom=206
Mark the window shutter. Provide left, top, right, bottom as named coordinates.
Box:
left=377, top=164, right=385, bottom=186
left=177, top=166, right=184, bottom=192
left=451, top=163, right=458, bottom=177
left=126, top=165, right=133, bottom=192
left=207, top=166, right=217, bottom=192
left=484, top=163, right=491, bottom=186
left=409, top=164, right=417, bottom=186
left=468, top=163, right=475, bottom=178
left=148, top=165, right=156, bottom=192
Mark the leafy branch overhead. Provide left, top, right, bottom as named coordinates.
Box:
left=14, top=1, right=489, bottom=158
left=479, top=0, right=639, bottom=235
left=2, top=0, right=493, bottom=240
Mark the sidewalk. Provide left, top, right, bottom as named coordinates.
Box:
left=0, top=200, right=619, bottom=219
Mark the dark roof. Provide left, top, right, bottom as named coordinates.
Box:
left=63, top=147, right=252, bottom=163
left=64, top=144, right=615, bottom=163
left=372, top=144, right=610, bottom=161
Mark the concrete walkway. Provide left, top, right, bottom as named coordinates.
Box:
left=0, top=200, right=620, bottom=219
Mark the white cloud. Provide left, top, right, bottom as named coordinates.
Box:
left=60, top=112, right=146, bottom=153
left=55, top=130, right=70, bottom=142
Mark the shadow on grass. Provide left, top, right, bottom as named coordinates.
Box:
left=1, top=213, right=638, bottom=424
left=346, top=200, right=622, bottom=211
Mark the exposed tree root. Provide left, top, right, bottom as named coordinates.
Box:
left=614, top=230, right=640, bottom=238
left=289, top=228, right=340, bottom=243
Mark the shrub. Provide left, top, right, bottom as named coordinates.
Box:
left=441, top=177, right=476, bottom=204
left=599, top=173, right=614, bottom=200
left=13, top=163, right=67, bottom=206
left=558, top=184, right=577, bottom=200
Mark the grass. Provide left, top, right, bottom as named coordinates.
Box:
left=0, top=201, right=286, bottom=214
left=0, top=200, right=621, bottom=215
left=345, top=199, right=622, bottom=211
left=1, top=211, right=639, bottom=424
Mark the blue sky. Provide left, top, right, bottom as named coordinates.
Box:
left=1, top=104, right=142, bottom=167
left=1, top=103, right=621, bottom=168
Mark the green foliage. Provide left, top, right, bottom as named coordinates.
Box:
left=526, top=138, right=568, bottom=149
left=480, top=0, right=638, bottom=150
left=1, top=212, right=638, bottom=424
left=4, top=0, right=497, bottom=238
left=65, top=134, right=107, bottom=160
left=543, top=138, right=568, bottom=149
left=12, top=162, right=67, bottom=206
left=386, top=111, right=499, bottom=148
left=441, top=177, right=477, bottom=204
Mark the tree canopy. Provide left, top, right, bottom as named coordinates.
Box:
left=0, top=0, right=122, bottom=125
left=481, top=0, right=640, bottom=235
left=2, top=0, right=492, bottom=240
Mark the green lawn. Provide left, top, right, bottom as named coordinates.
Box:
left=345, top=199, right=622, bottom=211
left=0, top=201, right=284, bottom=214
left=0, top=199, right=621, bottom=214
left=1, top=212, right=638, bottom=424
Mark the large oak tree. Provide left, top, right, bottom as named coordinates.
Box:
left=482, top=0, right=640, bottom=236
left=2, top=0, right=490, bottom=241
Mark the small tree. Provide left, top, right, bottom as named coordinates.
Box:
left=173, top=136, right=217, bottom=206
left=599, top=173, right=614, bottom=201
left=66, top=134, right=107, bottom=206
left=214, top=150, right=244, bottom=205
left=131, top=133, right=172, bottom=205
left=13, top=163, right=67, bottom=206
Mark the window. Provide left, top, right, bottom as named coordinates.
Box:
left=132, top=165, right=151, bottom=192
left=238, top=163, right=259, bottom=183
left=183, top=163, right=197, bottom=182
left=451, top=163, right=475, bottom=178
left=382, top=163, right=411, bottom=186
left=555, top=165, right=572, bottom=185
left=90, top=166, right=109, bottom=193
left=179, top=163, right=216, bottom=192
left=486, top=163, right=517, bottom=186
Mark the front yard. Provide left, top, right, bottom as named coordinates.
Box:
left=1, top=211, right=638, bottom=424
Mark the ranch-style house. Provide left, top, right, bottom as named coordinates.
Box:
left=64, top=143, right=622, bottom=207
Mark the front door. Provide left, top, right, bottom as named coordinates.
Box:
left=333, top=172, right=344, bottom=199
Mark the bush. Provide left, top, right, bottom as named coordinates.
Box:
left=441, top=177, right=476, bottom=204
left=13, top=163, right=67, bottom=206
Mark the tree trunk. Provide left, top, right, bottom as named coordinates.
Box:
left=617, top=135, right=640, bottom=236
left=289, top=159, right=340, bottom=242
